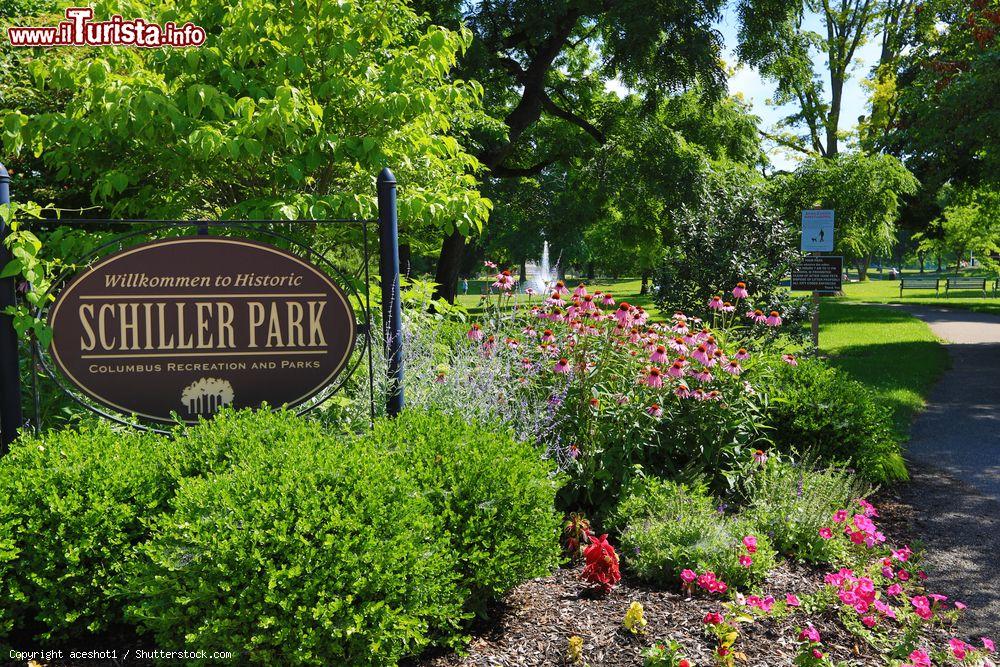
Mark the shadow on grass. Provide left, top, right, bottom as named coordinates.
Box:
left=824, top=340, right=948, bottom=434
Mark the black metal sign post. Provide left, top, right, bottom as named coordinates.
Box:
left=378, top=167, right=404, bottom=417
left=0, top=164, right=23, bottom=453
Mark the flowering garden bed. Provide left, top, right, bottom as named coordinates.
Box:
left=419, top=494, right=995, bottom=667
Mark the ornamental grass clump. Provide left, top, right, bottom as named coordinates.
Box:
left=615, top=476, right=776, bottom=590
left=747, top=457, right=869, bottom=564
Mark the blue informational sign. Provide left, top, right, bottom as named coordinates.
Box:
left=801, top=209, right=834, bottom=252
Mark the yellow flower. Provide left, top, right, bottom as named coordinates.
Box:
left=567, top=635, right=585, bottom=664
left=623, top=600, right=647, bottom=635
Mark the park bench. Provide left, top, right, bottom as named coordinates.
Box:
left=899, top=277, right=939, bottom=297
left=945, top=277, right=988, bottom=297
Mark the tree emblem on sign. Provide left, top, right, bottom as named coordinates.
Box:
left=181, top=378, right=235, bottom=416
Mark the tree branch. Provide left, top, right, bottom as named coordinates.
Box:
left=541, top=92, right=605, bottom=144
left=490, top=158, right=560, bottom=177
left=759, top=128, right=815, bottom=156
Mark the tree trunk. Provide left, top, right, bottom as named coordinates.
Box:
left=586, top=261, right=595, bottom=280
left=856, top=256, right=870, bottom=281
left=433, top=229, right=465, bottom=303
left=519, top=260, right=527, bottom=283
left=918, top=251, right=925, bottom=273
left=640, top=271, right=650, bottom=295
left=936, top=254, right=942, bottom=272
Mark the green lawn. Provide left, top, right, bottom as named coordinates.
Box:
left=457, top=277, right=665, bottom=320
left=834, top=274, right=1000, bottom=316
left=817, top=299, right=949, bottom=440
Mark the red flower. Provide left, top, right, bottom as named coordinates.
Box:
left=581, top=533, right=621, bottom=592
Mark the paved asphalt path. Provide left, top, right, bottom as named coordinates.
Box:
left=887, top=305, right=1000, bottom=637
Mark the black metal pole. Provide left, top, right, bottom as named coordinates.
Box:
left=377, top=168, right=404, bottom=417
left=0, top=164, right=23, bottom=453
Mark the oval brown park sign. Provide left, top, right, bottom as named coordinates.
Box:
left=47, top=237, right=357, bottom=424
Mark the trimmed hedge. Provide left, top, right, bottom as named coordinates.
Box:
left=362, top=410, right=563, bottom=615
left=0, top=423, right=168, bottom=640
left=129, top=429, right=464, bottom=665
left=0, top=409, right=562, bottom=664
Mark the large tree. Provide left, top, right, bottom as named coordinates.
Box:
left=2, top=0, right=491, bottom=251
left=419, top=0, right=799, bottom=300
left=745, top=0, right=886, bottom=158
left=884, top=0, right=1000, bottom=191
left=774, top=151, right=919, bottom=278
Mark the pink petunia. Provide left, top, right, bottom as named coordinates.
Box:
left=786, top=594, right=801, bottom=607
left=950, top=638, right=968, bottom=660
left=739, top=555, right=753, bottom=567
left=819, top=527, right=833, bottom=539
left=742, top=535, right=758, bottom=553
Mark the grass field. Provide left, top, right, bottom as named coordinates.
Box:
left=836, top=276, right=1000, bottom=316
left=817, top=300, right=949, bottom=439
left=457, top=276, right=951, bottom=442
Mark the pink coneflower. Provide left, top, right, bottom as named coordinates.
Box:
left=602, top=293, right=615, bottom=306
left=692, top=388, right=707, bottom=401
left=524, top=287, right=536, bottom=297
left=706, top=390, right=722, bottom=401
left=766, top=310, right=782, bottom=326
left=692, top=344, right=712, bottom=366
left=712, top=349, right=726, bottom=365
left=484, top=260, right=497, bottom=269
left=573, top=283, right=588, bottom=298
left=644, top=366, right=664, bottom=388
left=505, top=337, right=519, bottom=350
left=522, top=326, right=537, bottom=337
left=482, top=335, right=496, bottom=354
left=723, top=360, right=742, bottom=376
left=647, top=403, right=663, bottom=418
left=614, top=302, right=632, bottom=325
left=782, top=354, right=798, bottom=366
left=589, top=397, right=600, bottom=409
left=552, top=280, right=568, bottom=296
left=568, top=444, right=580, bottom=459
left=667, top=359, right=687, bottom=378
left=734, top=347, right=749, bottom=360
left=708, top=295, right=724, bottom=310
left=721, top=301, right=735, bottom=313
left=554, top=358, right=571, bottom=373
left=650, top=345, right=669, bottom=364
left=674, top=382, right=691, bottom=398
left=634, top=307, right=648, bottom=325
left=545, top=294, right=565, bottom=308
left=753, top=449, right=768, bottom=464
left=732, top=282, right=749, bottom=299
left=467, top=323, right=484, bottom=341
left=521, top=357, right=533, bottom=371
left=580, top=294, right=597, bottom=311
left=541, top=329, right=555, bottom=343
left=693, top=369, right=713, bottom=383
left=747, top=309, right=767, bottom=324
left=668, top=337, right=688, bottom=354
left=435, top=372, right=446, bottom=383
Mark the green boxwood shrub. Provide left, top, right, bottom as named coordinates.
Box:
left=128, top=431, right=463, bottom=666
left=360, top=410, right=563, bottom=615
left=763, top=359, right=906, bottom=483
left=615, top=476, right=776, bottom=589
left=746, top=457, right=868, bottom=564
left=0, top=423, right=168, bottom=640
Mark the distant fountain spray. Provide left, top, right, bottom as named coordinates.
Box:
left=526, top=241, right=554, bottom=293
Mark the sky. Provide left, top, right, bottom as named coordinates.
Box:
left=606, top=6, right=882, bottom=172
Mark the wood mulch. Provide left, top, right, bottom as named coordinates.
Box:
left=414, top=494, right=962, bottom=667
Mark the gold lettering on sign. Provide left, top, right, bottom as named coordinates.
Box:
left=76, top=297, right=330, bottom=353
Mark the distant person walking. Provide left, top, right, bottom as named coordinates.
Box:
left=461, top=278, right=469, bottom=295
